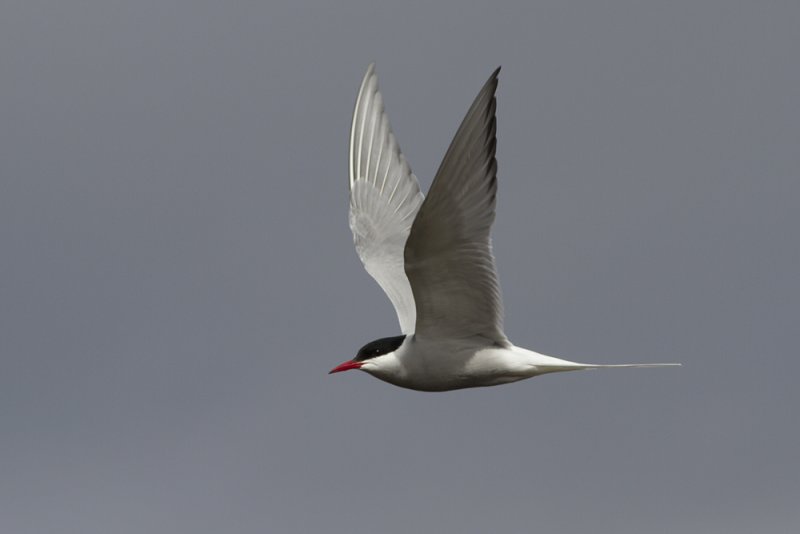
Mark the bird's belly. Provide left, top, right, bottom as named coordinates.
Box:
left=381, top=341, right=533, bottom=391
left=380, top=369, right=528, bottom=392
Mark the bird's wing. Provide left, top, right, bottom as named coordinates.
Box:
left=404, top=67, right=508, bottom=344
left=349, top=64, right=424, bottom=334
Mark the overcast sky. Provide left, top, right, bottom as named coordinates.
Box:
left=2, top=1, right=798, bottom=533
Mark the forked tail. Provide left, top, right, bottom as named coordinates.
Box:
left=513, top=347, right=682, bottom=374
left=582, top=363, right=682, bottom=369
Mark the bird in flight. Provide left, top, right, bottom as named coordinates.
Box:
left=330, top=64, right=680, bottom=391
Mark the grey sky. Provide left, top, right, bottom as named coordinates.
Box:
left=2, top=1, right=798, bottom=532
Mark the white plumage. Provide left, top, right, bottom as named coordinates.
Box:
left=332, top=64, right=680, bottom=391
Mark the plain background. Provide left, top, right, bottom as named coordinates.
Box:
left=2, top=1, right=798, bottom=533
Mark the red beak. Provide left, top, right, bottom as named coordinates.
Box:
left=329, top=360, right=363, bottom=374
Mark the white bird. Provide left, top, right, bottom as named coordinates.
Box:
left=330, top=64, right=680, bottom=391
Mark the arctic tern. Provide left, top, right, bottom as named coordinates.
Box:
left=330, top=64, right=680, bottom=391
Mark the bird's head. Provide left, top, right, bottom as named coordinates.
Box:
left=329, top=335, right=406, bottom=375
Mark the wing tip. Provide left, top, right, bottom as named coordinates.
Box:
left=488, top=66, right=501, bottom=93
left=363, top=62, right=377, bottom=85
left=471, top=66, right=501, bottom=107
left=350, top=63, right=381, bottom=188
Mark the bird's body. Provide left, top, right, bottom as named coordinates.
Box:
left=330, top=64, right=679, bottom=391
left=355, top=334, right=673, bottom=392
left=361, top=335, right=523, bottom=392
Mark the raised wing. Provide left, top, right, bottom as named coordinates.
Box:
left=404, top=67, right=508, bottom=344
left=349, top=64, right=424, bottom=334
